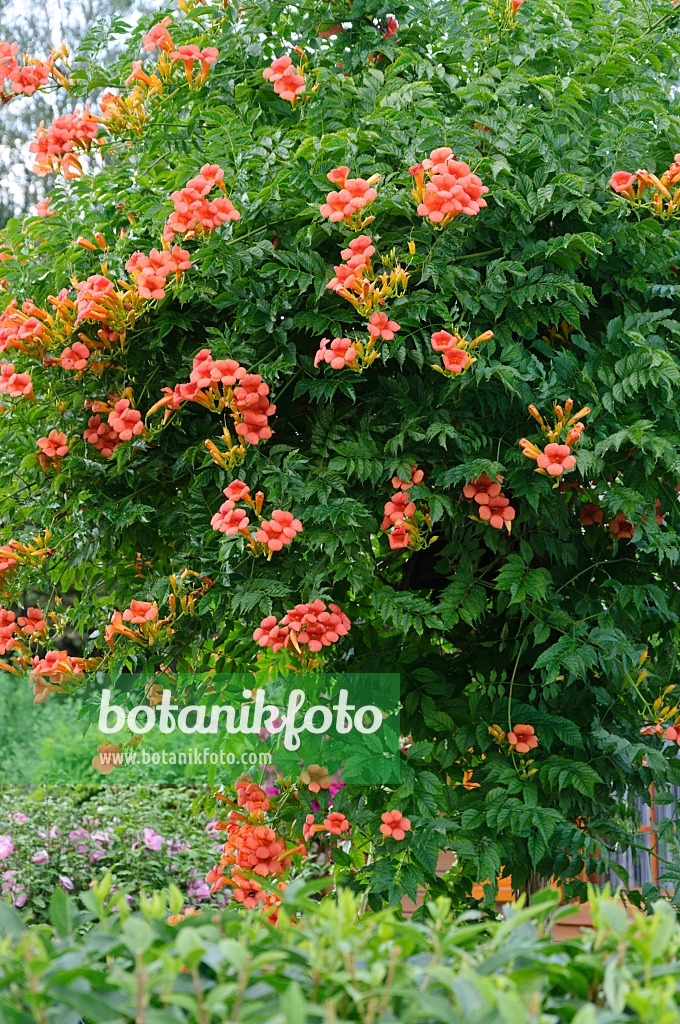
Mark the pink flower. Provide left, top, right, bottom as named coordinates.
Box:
left=32, top=850, right=49, bottom=864
left=463, top=473, right=502, bottom=504
left=83, top=415, right=122, bottom=458
left=190, top=350, right=244, bottom=388
left=36, top=429, right=69, bottom=458
left=232, top=375, right=276, bottom=444
left=34, top=198, right=55, bottom=216
left=478, top=493, right=515, bottom=530
left=253, top=615, right=289, bottom=653
left=323, top=812, right=349, bottom=835
left=392, top=465, right=424, bottom=490
left=59, top=341, right=89, bottom=371
left=59, top=875, right=74, bottom=891
left=320, top=179, right=379, bottom=225
left=0, top=608, right=16, bottom=655
left=381, top=16, right=398, bottom=38
left=536, top=443, right=576, bottom=477
left=340, top=235, right=375, bottom=262
left=262, top=54, right=305, bottom=105
left=367, top=312, right=400, bottom=340
left=430, top=330, right=474, bottom=375
left=108, top=399, right=144, bottom=441
left=442, top=348, right=471, bottom=374
left=263, top=55, right=293, bottom=81
left=327, top=166, right=350, bottom=188
left=388, top=522, right=411, bottom=549
left=302, top=814, right=317, bottom=841
left=142, top=827, right=164, bottom=851
left=0, top=835, right=13, bottom=859
left=379, top=809, right=411, bottom=840
left=382, top=490, right=416, bottom=528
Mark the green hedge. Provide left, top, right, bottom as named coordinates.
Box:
left=0, top=881, right=678, bottom=1022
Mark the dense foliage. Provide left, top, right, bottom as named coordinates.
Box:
left=1, top=0, right=680, bottom=913
left=1, top=884, right=679, bottom=1022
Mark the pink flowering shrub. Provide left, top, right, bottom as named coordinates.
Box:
left=0, top=787, right=221, bottom=920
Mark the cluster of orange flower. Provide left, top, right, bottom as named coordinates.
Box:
left=0, top=606, right=46, bottom=656
left=463, top=473, right=516, bottom=532
left=206, top=809, right=301, bottom=922
left=408, top=147, right=488, bottom=227
left=381, top=465, right=429, bottom=550
left=148, top=347, right=276, bottom=472
left=263, top=53, right=307, bottom=109
left=0, top=532, right=52, bottom=594
left=519, top=399, right=590, bottom=482
left=320, top=165, right=381, bottom=230
left=430, top=327, right=493, bottom=378
left=0, top=40, right=71, bottom=104
left=326, top=233, right=409, bottom=318
left=30, top=108, right=103, bottom=178
left=105, top=600, right=165, bottom=651
left=610, top=155, right=680, bottom=220
left=25, top=650, right=100, bottom=705
left=210, top=479, right=303, bottom=558
left=90, top=19, right=218, bottom=143
left=254, top=600, right=351, bottom=655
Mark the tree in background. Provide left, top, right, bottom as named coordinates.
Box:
left=0, top=0, right=154, bottom=225
left=1, top=0, right=680, bottom=917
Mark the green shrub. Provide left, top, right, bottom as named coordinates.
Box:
left=2, top=0, right=680, bottom=910
left=0, top=883, right=678, bottom=1022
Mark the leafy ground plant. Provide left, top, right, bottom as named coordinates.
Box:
left=1, top=884, right=679, bottom=1022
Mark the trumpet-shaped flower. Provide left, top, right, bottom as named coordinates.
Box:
left=536, top=442, right=576, bottom=477
left=314, top=336, right=357, bottom=369
left=380, top=809, right=411, bottom=840
left=367, top=311, right=400, bottom=340
left=122, top=600, right=158, bottom=624
left=608, top=511, right=635, bottom=540
left=254, top=510, right=303, bottom=551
